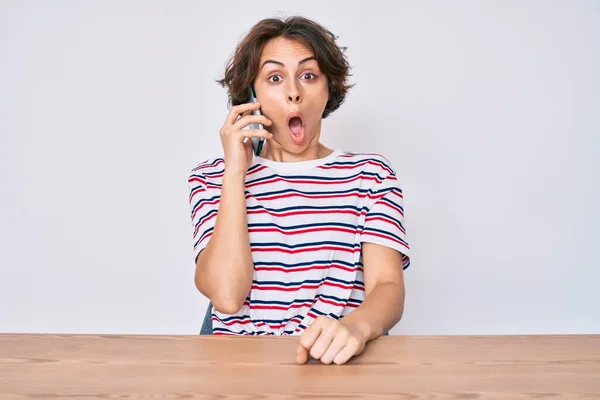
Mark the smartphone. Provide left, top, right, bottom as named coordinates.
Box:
left=247, top=85, right=265, bottom=157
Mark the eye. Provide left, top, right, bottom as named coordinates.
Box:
left=302, top=72, right=317, bottom=80
left=268, top=75, right=282, bottom=83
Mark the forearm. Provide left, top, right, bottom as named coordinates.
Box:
left=342, top=281, right=405, bottom=341
left=195, top=171, right=254, bottom=313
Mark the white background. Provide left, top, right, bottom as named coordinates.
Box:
left=1, top=0, right=598, bottom=335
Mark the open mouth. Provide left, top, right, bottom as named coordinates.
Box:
left=287, top=113, right=305, bottom=144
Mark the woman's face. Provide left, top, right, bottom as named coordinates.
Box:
left=253, top=36, right=329, bottom=154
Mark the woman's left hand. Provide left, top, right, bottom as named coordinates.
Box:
left=296, top=316, right=367, bottom=365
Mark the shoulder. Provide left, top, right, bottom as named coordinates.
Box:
left=335, top=151, right=397, bottom=177
left=188, top=157, right=225, bottom=188
left=190, top=157, right=225, bottom=175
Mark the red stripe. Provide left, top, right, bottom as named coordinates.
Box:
left=188, top=176, right=207, bottom=185
left=192, top=159, right=224, bottom=171
left=254, top=320, right=268, bottom=329
left=212, top=317, right=253, bottom=326
left=263, top=317, right=302, bottom=330
left=294, top=312, right=318, bottom=333
left=254, top=263, right=357, bottom=274
left=191, top=198, right=219, bottom=221
left=246, top=174, right=384, bottom=189
left=379, top=200, right=405, bottom=216
left=252, top=280, right=354, bottom=292
left=194, top=231, right=213, bottom=249
left=365, top=216, right=406, bottom=234
left=193, top=212, right=216, bottom=237
left=247, top=208, right=367, bottom=219
left=317, top=298, right=346, bottom=308
left=251, top=245, right=359, bottom=255
left=252, top=284, right=320, bottom=292
left=247, top=165, right=269, bottom=176
left=249, top=191, right=377, bottom=202
left=189, top=186, right=207, bottom=201
left=247, top=299, right=361, bottom=311
left=249, top=302, right=312, bottom=311
left=253, top=317, right=302, bottom=330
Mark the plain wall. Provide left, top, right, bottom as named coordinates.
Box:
left=1, top=0, right=598, bottom=335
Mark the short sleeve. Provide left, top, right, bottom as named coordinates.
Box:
left=359, top=173, right=411, bottom=269
left=188, top=172, right=220, bottom=262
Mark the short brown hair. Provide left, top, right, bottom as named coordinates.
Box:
left=216, top=15, right=354, bottom=119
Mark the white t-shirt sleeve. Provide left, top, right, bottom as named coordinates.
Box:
left=188, top=172, right=220, bottom=262
left=359, top=173, right=411, bottom=269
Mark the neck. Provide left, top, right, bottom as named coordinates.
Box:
left=262, top=138, right=333, bottom=163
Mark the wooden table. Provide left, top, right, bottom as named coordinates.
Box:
left=1, top=334, right=599, bottom=399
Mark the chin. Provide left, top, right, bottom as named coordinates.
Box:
left=271, top=129, right=315, bottom=153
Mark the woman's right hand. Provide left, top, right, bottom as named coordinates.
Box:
left=219, top=102, right=272, bottom=175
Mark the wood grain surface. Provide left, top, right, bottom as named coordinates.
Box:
left=1, top=334, right=599, bottom=399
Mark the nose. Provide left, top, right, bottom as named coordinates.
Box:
left=286, top=82, right=302, bottom=104
left=288, top=94, right=301, bottom=103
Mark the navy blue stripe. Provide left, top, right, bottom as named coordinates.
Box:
left=367, top=212, right=405, bottom=229
left=197, top=226, right=214, bottom=245
left=310, top=308, right=327, bottom=317
left=378, top=196, right=404, bottom=212
left=319, top=294, right=351, bottom=303
left=254, top=259, right=355, bottom=268
left=212, top=327, right=259, bottom=335
left=253, top=276, right=355, bottom=287
left=365, top=216, right=405, bottom=234
left=250, top=298, right=313, bottom=306
left=323, top=158, right=393, bottom=171
left=204, top=170, right=225, bottom=178
left=260, top=317, right=301, bottom=324
left=362, top=227, right=408, bottom=246
left=191, top=194, right=220, bottom=214
left=216, top=314, right=253, bottom=323
left=195, top=208, right=218, bottom=229
left=248, top=163, right=264, bottom=173
left=377, top=186, right=403, bottom=196
left=191, top=158, right=224, bottom=171
left=218, top=314, right=304, bottom=326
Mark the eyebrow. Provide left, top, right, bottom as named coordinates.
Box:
left=260, top=56, right=317, bottom=70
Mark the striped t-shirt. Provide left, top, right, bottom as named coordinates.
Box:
left=187, top=149, right=411, bottom=335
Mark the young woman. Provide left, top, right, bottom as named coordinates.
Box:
left=188, top=16, right=411, bottom=365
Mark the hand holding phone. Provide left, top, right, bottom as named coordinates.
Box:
left=219, top=88, right=271, bottom=175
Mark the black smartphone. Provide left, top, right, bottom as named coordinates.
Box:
left=247, top=85, right=265, bottom=157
